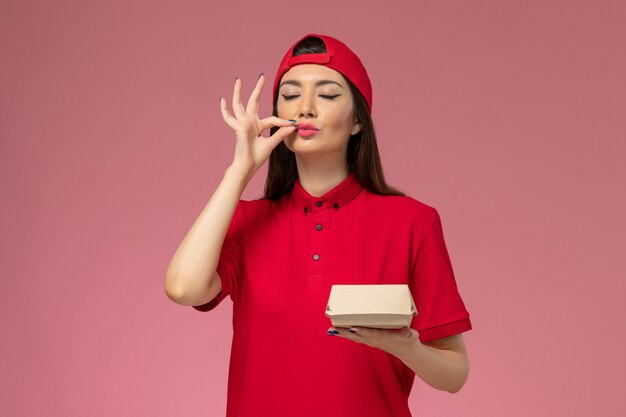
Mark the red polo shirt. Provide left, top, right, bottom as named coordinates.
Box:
left=193, top=171, right=472, bottom=417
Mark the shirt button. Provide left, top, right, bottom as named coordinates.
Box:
left=313, top=254, right=320, bottom=261
left=315, top=201, right=323, bottom=207
left=333, top=202, right=339, bottom=209
left=316, top=224, right=322, bottom=231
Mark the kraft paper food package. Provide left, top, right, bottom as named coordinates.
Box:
left=325, top=284, right=417, bottom=329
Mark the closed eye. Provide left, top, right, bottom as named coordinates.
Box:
left=281, top=94, right=341, bottom=101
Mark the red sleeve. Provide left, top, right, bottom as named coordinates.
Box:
left=409, top=207, right=472, bottom=342
left=192, top=200, right=244, bottom=312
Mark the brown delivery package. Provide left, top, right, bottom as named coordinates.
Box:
left=325, top=284, right=417, bottom=329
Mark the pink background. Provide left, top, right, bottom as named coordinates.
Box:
left=1, top=0, right=625, bottom=416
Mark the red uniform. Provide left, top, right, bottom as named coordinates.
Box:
left=193, top=171, right=472, bottom=417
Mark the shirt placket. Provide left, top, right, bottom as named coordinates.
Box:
left=306, top=198, right=333, bottom=291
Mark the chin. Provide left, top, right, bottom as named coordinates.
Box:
left=285, top=134, right=319, bottom=151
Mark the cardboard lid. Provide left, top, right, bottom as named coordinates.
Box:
left=325, top=284, right=417, bottom=316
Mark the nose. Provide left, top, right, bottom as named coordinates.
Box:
left=295, top=89, right=317, bottom=118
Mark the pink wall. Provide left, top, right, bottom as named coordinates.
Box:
left=1, top=0, right=625, bottom=416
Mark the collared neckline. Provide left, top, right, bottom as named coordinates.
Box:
left=291, top=171, right=364, bottom=215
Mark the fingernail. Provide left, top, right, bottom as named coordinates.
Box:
left=235, top=76, right=239, bottom=81
left=327, top=330, right=339, bottom=335
left=258, top=72, right=264, bottom=79
left=289, top=119, right=296, bottom=123
left=348, top=329, right=357, bottom=333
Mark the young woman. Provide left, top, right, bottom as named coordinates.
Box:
left=165, top=33, right=473, bottom=417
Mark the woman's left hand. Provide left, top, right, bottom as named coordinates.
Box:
left=327, top=325, right=421, bottom=357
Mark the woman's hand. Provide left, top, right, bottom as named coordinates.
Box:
left=220, top=74, right=297, bottom=176
left=327, top=326, right=422, bottom=357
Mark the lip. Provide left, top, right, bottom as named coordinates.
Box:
left=296, top=123, right=319, bottom=131
left=295, top=123, right=319, bottom=138
left=297, top=129, right=318, bottom=138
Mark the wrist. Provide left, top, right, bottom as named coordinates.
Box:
left=389, top=333, right=424, bottom=362
left=226, top=164, right=254, bottom=183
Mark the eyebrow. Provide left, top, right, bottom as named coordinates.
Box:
left=279, top=79, right=344, bottom=89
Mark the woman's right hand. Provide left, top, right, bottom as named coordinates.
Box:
left=220, top=74, right=297, bottom=176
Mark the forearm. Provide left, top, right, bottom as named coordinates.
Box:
left=392, top=339, right=469, bottom=393
left=164, top=164, right=251, bottom=303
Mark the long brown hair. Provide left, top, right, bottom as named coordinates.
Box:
left=263, top=36, right=406, bottom=200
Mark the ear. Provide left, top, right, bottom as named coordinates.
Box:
left=351, top=120, right=361, bottom=136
